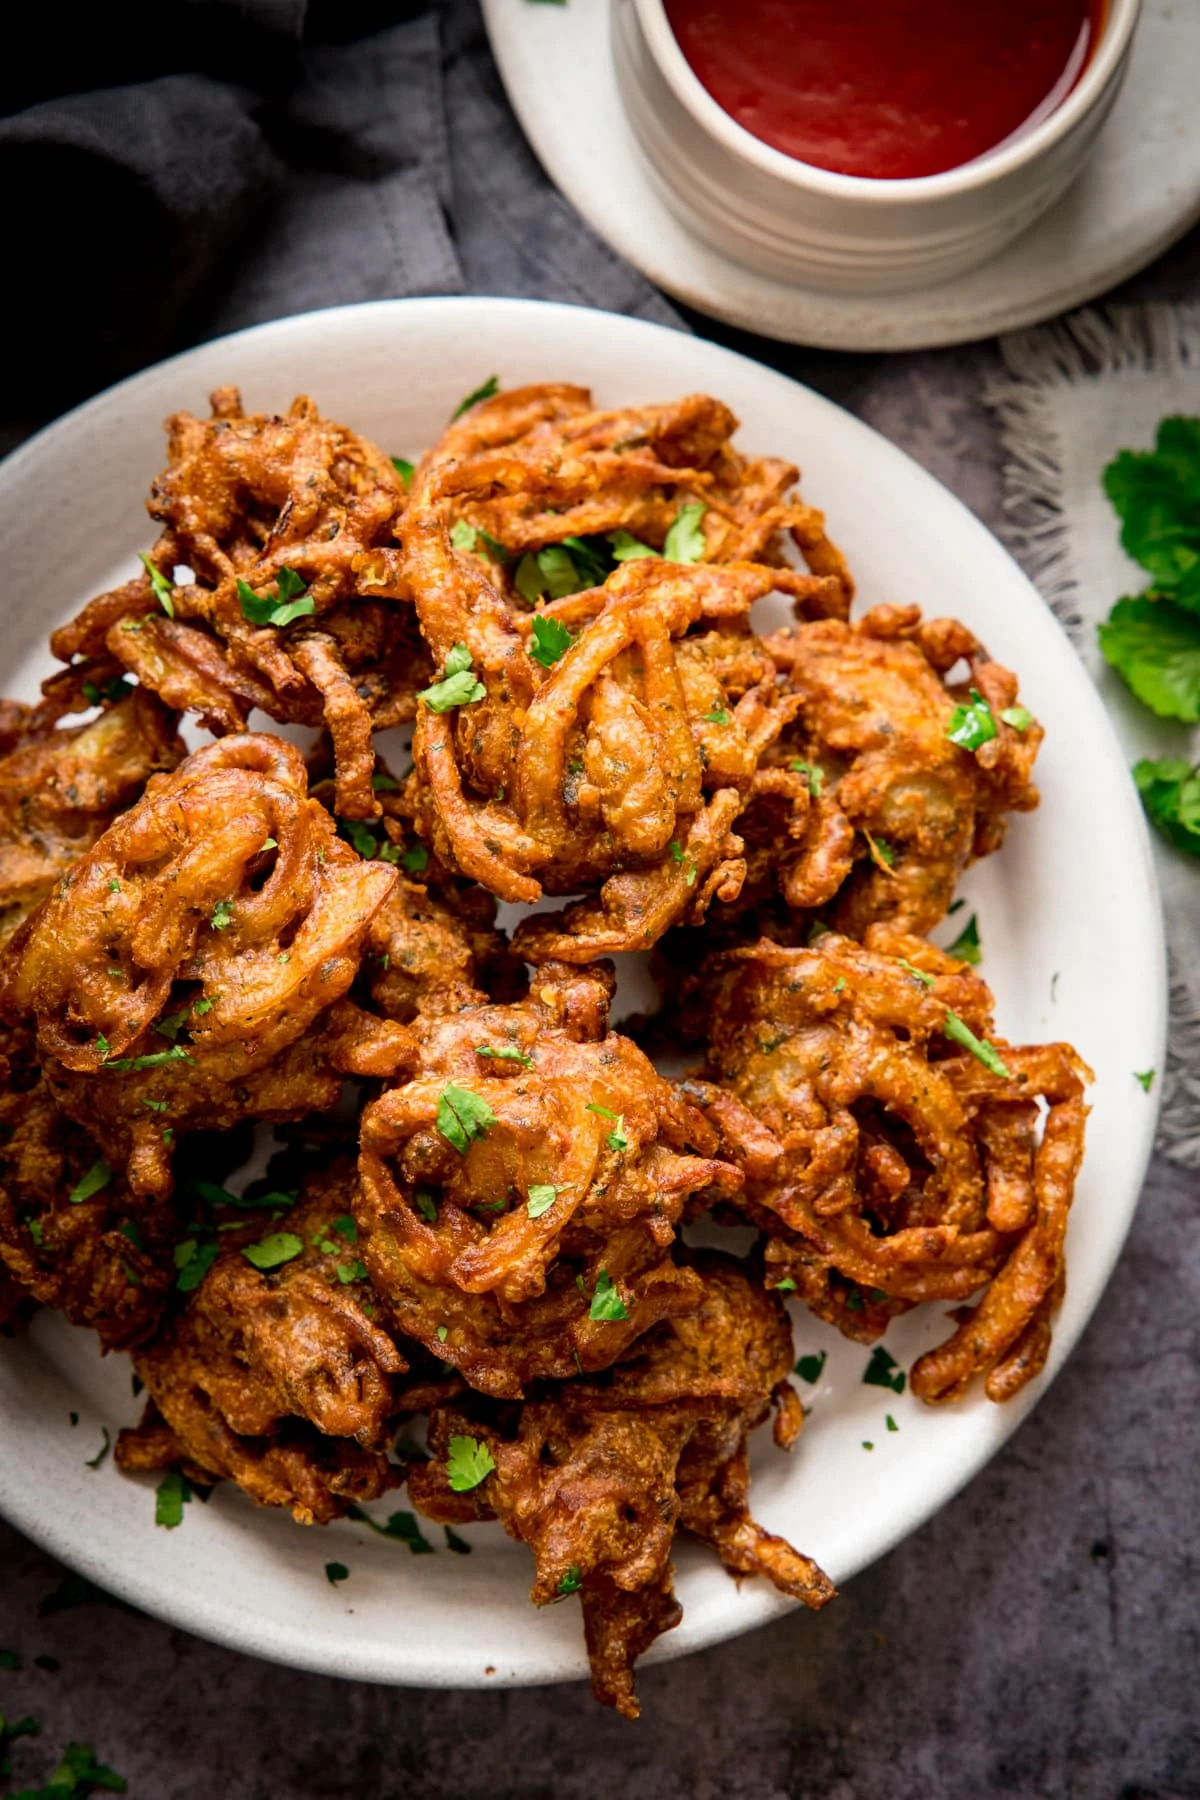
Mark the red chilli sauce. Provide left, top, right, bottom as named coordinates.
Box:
left=663, top=0, right=1108, bottom=180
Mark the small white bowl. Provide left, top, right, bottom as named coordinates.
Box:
left=612, top=0, right=1142, bottom=294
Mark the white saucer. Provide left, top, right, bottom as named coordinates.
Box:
left=482, top=0, right=1200, bottom=351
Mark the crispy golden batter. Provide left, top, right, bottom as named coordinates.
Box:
left=116, top=1164, right=405, bottom=1523
left=0, top=690, right=183, bottom=945
left=694, top=928, right=1090, bottom=1401
left=52, top=388, right=427, bottom=818
left=357, top=961, right=741, bottom=1395
left=761, top=604, right=1042, bottom=934
left=408, top=1254, right=833, bottom=1717
left=3, top=734, right=405, bottom=1195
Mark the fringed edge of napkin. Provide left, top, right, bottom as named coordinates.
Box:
left=983, top=303, right=1200, bottom=1167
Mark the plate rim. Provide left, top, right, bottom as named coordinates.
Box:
left=0, top=294, right=1169, bottom=1689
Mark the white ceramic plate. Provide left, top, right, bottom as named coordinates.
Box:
left=0, top=298, right=1165, bottom=1690
left=482, top=0, right=1200, bottom=351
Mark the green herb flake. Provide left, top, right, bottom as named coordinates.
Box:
left=774, top=1277, right=797, bottom=1293
left=898, top=958, right=935, bottom=988
left=241, top=1231, right=304, bottom=1271
left=862, top=1440, right=875, bottom=1452
left=139, top=552, right=175, bottom=617
left=451, top=518, right=478, bottom=552
left=789, top=759, right=825, bottom=797
left=436, top=1084, right=498, bottom=1153
left=526, top=1183, right=560, bottom=1219
left=28, top=1219, right=44, bottom=1247
left=863, top=1346, right=907, bottom=1394
left=236, top=565, right=315, bottom=629
left=210, top=899, right=234, bottom=931
left=476, top=1043, right=532, bottom=1067
left=1134, top=1069, right=1156, bottom=1092
left=886, top=1413, right=899, bottom=1432
left=348, top=1504, right=434, bottom=1554
left=155, top=1470, right=191, bottom=1529
left=529, top=612, right=574, bottom=668
left=588, top=1270, right=629, bottom=1322
left=336, top=1260, right=369, bottom=1286
left=84, top=1426, right=112, bottom=1472
left=153, top=1007, right=189, bottom=1042
left=325, top=1561, right=349, bottom=1586
left=452, top=375, right=499, bottom=419
left=946, top=912, right=982, bottom=965
left=944, top=1008, right=1011, bottom=1079
left=556, top=1566, right=583, bottom=1597
left=446, top=1434, right=497, bottom=1492
left=413, top=1190, right=439, bottom=1223
left=104, top=1044, right=194, bottom=1073
left=946, top=688, right=998, bottom=753
left=68, top=1160, right=111, bottom=1206
left=174, top=1239, right=220, bottom=1292
left=444, top=1527, right=471, bottom=1554
left=435, top=1324, right=449, bottom=1343
left=662, top=501, right=706, bottom=564
left=704, top=707, right=731, bottom=725
left=19, top=1741, right=128, bottom=1794
left=1000, top=705, right=1033, bottom=731
left=608, top=529, right=660, bottom=563
left=418, top=644, right=486, bottom=712
left=794, top=1351, right=827, bottom=1384
left=391, top=456, right=415, bottom=486
left=401, top=843, right=429, bottom=875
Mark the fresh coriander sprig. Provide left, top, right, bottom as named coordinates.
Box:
left=436, top=1085, right=497, bottom=1153
left=236, top=566, right=316, bottom=628
left=418, top=644, right=486, bottom=712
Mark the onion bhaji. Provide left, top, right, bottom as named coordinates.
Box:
left=408, top=1253, right=834, bottom=1717
left=692, top=928, right=1090, bottom=1402
left=51, top=387, right=428, bottom=819
left=0, top=374, right=1094, bottom=1719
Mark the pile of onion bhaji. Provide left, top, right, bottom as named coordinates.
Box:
left=0, top=378, right=1089, bottom=1717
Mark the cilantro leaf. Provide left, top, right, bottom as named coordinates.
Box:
left=174, top=1238, right=220, bottom=1292
left=794, top=1351, right=827, bottom=1383
left=704, top=707, right=731, bottom=725
left=529, top=613, right=574, bottom=667
left=139, top=552, right=174, bottom=617
left=413, top=1190, right=439, bottom=1223
left=587, top=1269, right=629, bottom=1322
left=1133, top=756, right=1200, bottom=855
left=898, top=957, right=934, bottom=987
left=560, top=535, right=611, bottom=587
left=418, top=645, right=486, bottom=712
left=444, top=1527, right=472, bottom=1554
left=153, top=1008, right=189, bottom=1042
left=944, top=1009, right=1011, bottom=1078
left=662, top=501, right=706, bottom=563
left=446, top=1434, right=496, bottom=1492
left=452, top=375, right=499, bottom=419
left=68, top=1161, right=111, bottom=1206
left=236, top=568, right=316, bottom=629
left=946, top=688, right=997, bottom=753
left=1098, top=596, right=1200, bottom=720
left=347, top=1505, right=434, bottom=1554
left=336, top=1259, right=368, bottom=1284
left=103, top=1044, right=193, bottom=1073
left=608, top=529, right=660, bottom=562
left=436, top=1085, right=497, bottom=1153
left=17, top=1740, right=128, bottom=1795
left=241, top=1231, right=304, bottom=1271
left=155, top=1470, right=190, bottom=1528
left=391, top=456, right=415, bottom=487
left=774, top=1277, right=797, bottom=1292
left=946, top=912, right=981, bottom=964
left=325, top=1561, right=349, bottom=1585
left=84, top=1427, right=111, bottom=1470
left=451, top=519, right=478, bottom=552
left=340, top=817, right=379, bottom=859
left=476, top=1043, right=532, bottom=1067
left=1000, top=704, right=1033, bottom=731
left=555, top=1566, right=583, bottom=1597
left=526, top=1183, right=560, bottom=1218
left=401, top=843, right=429, bottom=874
left=1103, top=417, right=1200, bottom=609
left=210, top=899, right=234, bottom=931
left=1134, top=1069, right=1155, bottom=1092
left=789, top=759, right=824, bottom=798
left=862, top=1346, right=906, bottom=1393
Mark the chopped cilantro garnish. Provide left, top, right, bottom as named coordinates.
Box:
left=946, top=912, right=982, bottom=965
left=864, top=830, right=896, bottom=871
left=341, top=818, right=379, bottom=859
left=418, top=643, right=486, bottom=712
left=608, top=529, right=659, bottom=562
left=106, top=880, right=120, bottom=894
left=946, top=688, right=998, bottom=753
left=435, top=1324, right=448, bottom=1344
left=704, top=707, right=731, bottom=725
left=210, top=899, right=234, bottom=931
left=774, top=1277, right=797, bottom=1293
left=347, top=1504, right=434, bottom=1554
left=153, top=1008, right=189, bottom=1042
left=560, top=535, right=610, bottom=587
left=668, top=840, right=696, bottom=883
left=242, top=1231, right=304, bottom=1271
left=236, top=566, right=315, bottom=629
left=862, top=1440, right=874, bottom=1452
left=391, top=456, right=415, bottom=486
left=1134, top=1069, right=1155, bottom=1092
left=476, top=1043, right=532, bottom=1067
left=84, top=1427, right=111, bottom=1471
left=96, top=1033, right=111, bottom=1059
left=944, top=1009, right=1011, bottom=1078
left=331, top=1215, right=357, bottom=1242
left=174, top=1238, right=220, bottom=1292
left=898, top=958, right=934, bottom=987
left=794, top=1351, right=827, bottom=1383
left=28, top=1219, right=44, bottom=1247
left=401, top=843, right=429, bottom=875
left=529, top=612, right=574, bottom=668
left=372, top=770, right=399, bottom=792
left=863, top=1346, right=906, bottom=1393
left=413, top=1189, right=438, bottom=1223
left=139, top=552, right=174, bottom=617
left=789, top=759, right=825, bottom=798
left=192, top=996, right=215, bottom=1017
left=104, top=1044, right=194, bottom=1073
left=1133, top=757, right=1200, bottom=856
left=662, top=501, right=706, bottom=563
left=452, top=375, right=499, bottom=419
left=886, top=1413, right=899, bottom=1432
left=16, top=1740, right=128, bottom=1794
left=555, top=1566, right=583, bottom=1597
left=526, top=1183, right=560, bottom=1219
left=588, top=1269, right=629, bottom=1322
left=451, top=518, right=478, bottom=552
left=68, top=1161, right=111, bottom=1205
left=436, top=1084, right=497, bottom=1153
left=586, top=1103, right=629, bottom=1152
left=1000, top=704, right=1033, bottom=731
left=446, top=1434, right=496, bottom=1492
left=325, top=1561, right=349, bottom=1585
left=155, top=1470, right=190, bottom=1528
left=335, top=1259, right=368, bottom=1285
left=444, top=1526, right=471, bottom=1554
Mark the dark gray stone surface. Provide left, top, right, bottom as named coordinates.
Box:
left=1, top=229, right=1197, bottom=1800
